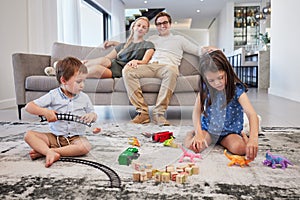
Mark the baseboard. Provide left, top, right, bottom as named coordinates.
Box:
left=0, top=98, right=16, bottom=109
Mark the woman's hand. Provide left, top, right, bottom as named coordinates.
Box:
left=126, top=60, right=139, bottom=68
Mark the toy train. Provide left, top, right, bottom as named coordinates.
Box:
left=152, top=131, right=173, bottom=143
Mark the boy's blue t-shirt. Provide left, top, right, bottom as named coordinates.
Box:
left=201, top=83, right=245, bottom=136
left=34, top=88, right=95, bottom=136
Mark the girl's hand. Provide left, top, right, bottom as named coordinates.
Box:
left=190, top=131, right=208, bottom=153
left=245, top=137, right=258, bottom=160
left=81, top=113, right=97, bottom=123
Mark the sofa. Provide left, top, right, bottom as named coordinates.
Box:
left=12, top=42, right=201, bottom=119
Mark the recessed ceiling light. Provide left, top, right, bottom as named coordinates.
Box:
left=197, top=9, right=200, bottom=13
left=144, top=1, right=147, bottom=4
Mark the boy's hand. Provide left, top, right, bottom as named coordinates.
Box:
left=81, top=113, right=97, bottom=123
left=44, top=109, right=57, bottom=122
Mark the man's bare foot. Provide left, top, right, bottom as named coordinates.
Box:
left=29, top=149, right=43, bottom=160
left=45, top=149, right=60, bottom=168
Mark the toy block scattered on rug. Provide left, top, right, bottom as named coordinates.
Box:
left=132, top=162, right=199, bottom=183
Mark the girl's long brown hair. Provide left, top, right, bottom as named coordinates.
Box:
left=199, top=50, right=247, bottom=114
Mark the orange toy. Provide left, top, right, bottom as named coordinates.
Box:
left=129, top=137, right=141, bottom=147
left=224, top=149, right=252, bottom=167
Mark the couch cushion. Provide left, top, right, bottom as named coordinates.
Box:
left=51, top=42, right=114, bottom=66
left=179, top=52, right=200, bottom=76
left=25, top=76, right=59, bottom=91
left=25, top=76, right=114, bottom=93
left=114, top=75, right=200, bottom=93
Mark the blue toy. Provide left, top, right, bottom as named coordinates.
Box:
left=263, top=150, right=293, bottom=169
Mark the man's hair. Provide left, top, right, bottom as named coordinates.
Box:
left=55, top=57, right=87, bottom=83
left=154, top=12, right=172, bottom=25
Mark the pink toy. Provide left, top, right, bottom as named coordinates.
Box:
left=178, top=145, right=202, bottom=163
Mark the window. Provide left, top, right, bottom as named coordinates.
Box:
left=81, top=0, right=111, bottom=46
left=57, top=0, right=111, bottom=46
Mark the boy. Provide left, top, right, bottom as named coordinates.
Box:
left=24, top=57, right=97, bottom=167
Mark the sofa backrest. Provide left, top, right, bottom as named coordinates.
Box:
left=51, top=42, right=114, bottom=66
left=51, top=42, right=200, bottom=77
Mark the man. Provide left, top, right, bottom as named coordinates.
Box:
left=122, top=12, right=202, bottom=126
left=106, top=12, right=204, bottom=125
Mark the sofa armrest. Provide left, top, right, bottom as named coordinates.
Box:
left=12, top=53, right=51, bottom=105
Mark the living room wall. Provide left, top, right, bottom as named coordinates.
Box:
left=0, top=0, right=125, bottom=109
left=268, top=0, right=300, bottom=102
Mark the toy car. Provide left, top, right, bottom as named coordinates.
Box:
left=152, top=131, right=173, bottom=143
left=118, top=147, right=140, bottom=166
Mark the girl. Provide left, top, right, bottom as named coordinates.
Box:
left=185, top=49, right=259, bottom=160
left=83, top=16, right=155, bottom=78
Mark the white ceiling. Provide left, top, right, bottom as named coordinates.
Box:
left=123, top=0, right=262, bottom=29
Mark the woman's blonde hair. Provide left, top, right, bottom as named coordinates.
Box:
left=117, top=17, right=150, bottom=56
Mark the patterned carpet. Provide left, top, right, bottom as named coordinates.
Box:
left=0, top=121, right=299, bottom=199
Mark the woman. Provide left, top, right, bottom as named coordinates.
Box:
left=83, top=16, right=155, bottom=78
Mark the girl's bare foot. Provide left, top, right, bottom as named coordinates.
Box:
left=29, top=149, right=43, bottom=160
left=45, top=149, right=60, bottom=168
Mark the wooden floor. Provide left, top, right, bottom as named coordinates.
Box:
left=1, top=89, right=300, bottom=127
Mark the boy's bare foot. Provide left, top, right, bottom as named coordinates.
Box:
left=29, top=149, right=43, bottom=160
left=45, top=149, right=60, bottom=168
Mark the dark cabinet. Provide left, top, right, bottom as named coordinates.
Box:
left=234, top=6, right=260, bottom=48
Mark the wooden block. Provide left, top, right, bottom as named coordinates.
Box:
left=188, top=163, right=195, bottom=167
left=154, top=172, right=161, bottom=182
left=171, top=171, right=178, bottom=181
left=152, top=169, right=159, bottom=176
left=176, top=174, right=185, bottom=184
left=166, top=165, right=175, bottom=172
left=146, top=164, right=152, bottom=169
left=132, top=171, right=140, bottom=182
left=161, top=172, right=170, bottom=183
left=192, top=165, right=200, bottom=175
left=185, top=167, right=193, bottom=176
left=140, top=172, right=148, bottom=182
left=146, top=169, right=153, bottom=179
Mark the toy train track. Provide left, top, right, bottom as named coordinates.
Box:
left=39, top=113, right=93, bottom=127
left=59, top=157, right=121, bottom=188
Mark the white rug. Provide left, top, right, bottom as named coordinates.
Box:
left=0, top=121, right=299, bottom=199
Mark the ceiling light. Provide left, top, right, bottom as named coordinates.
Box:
left=197, top=10, right=200, bottom=13
left=144, top=1, right=147, bottom=4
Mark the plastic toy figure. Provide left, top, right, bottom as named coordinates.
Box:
left=128, top=137, right=141, bottom=147
left=179, top=145, right=202, bottom=163
left=118, top=147, right=140, bottom=166
left=163, top=136, right=178, bottom=148
left=152, top=131, right=173, bottom=142
left=263, top=151, right=293, bottom=169
left=224, top=149, right=252, bottom=167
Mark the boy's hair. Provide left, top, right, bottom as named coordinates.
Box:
left=55, top=57, right=88, bottom=84
left=199, top=50, right=247, bottom=114
left=154, top=12, right=172, bottom=25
